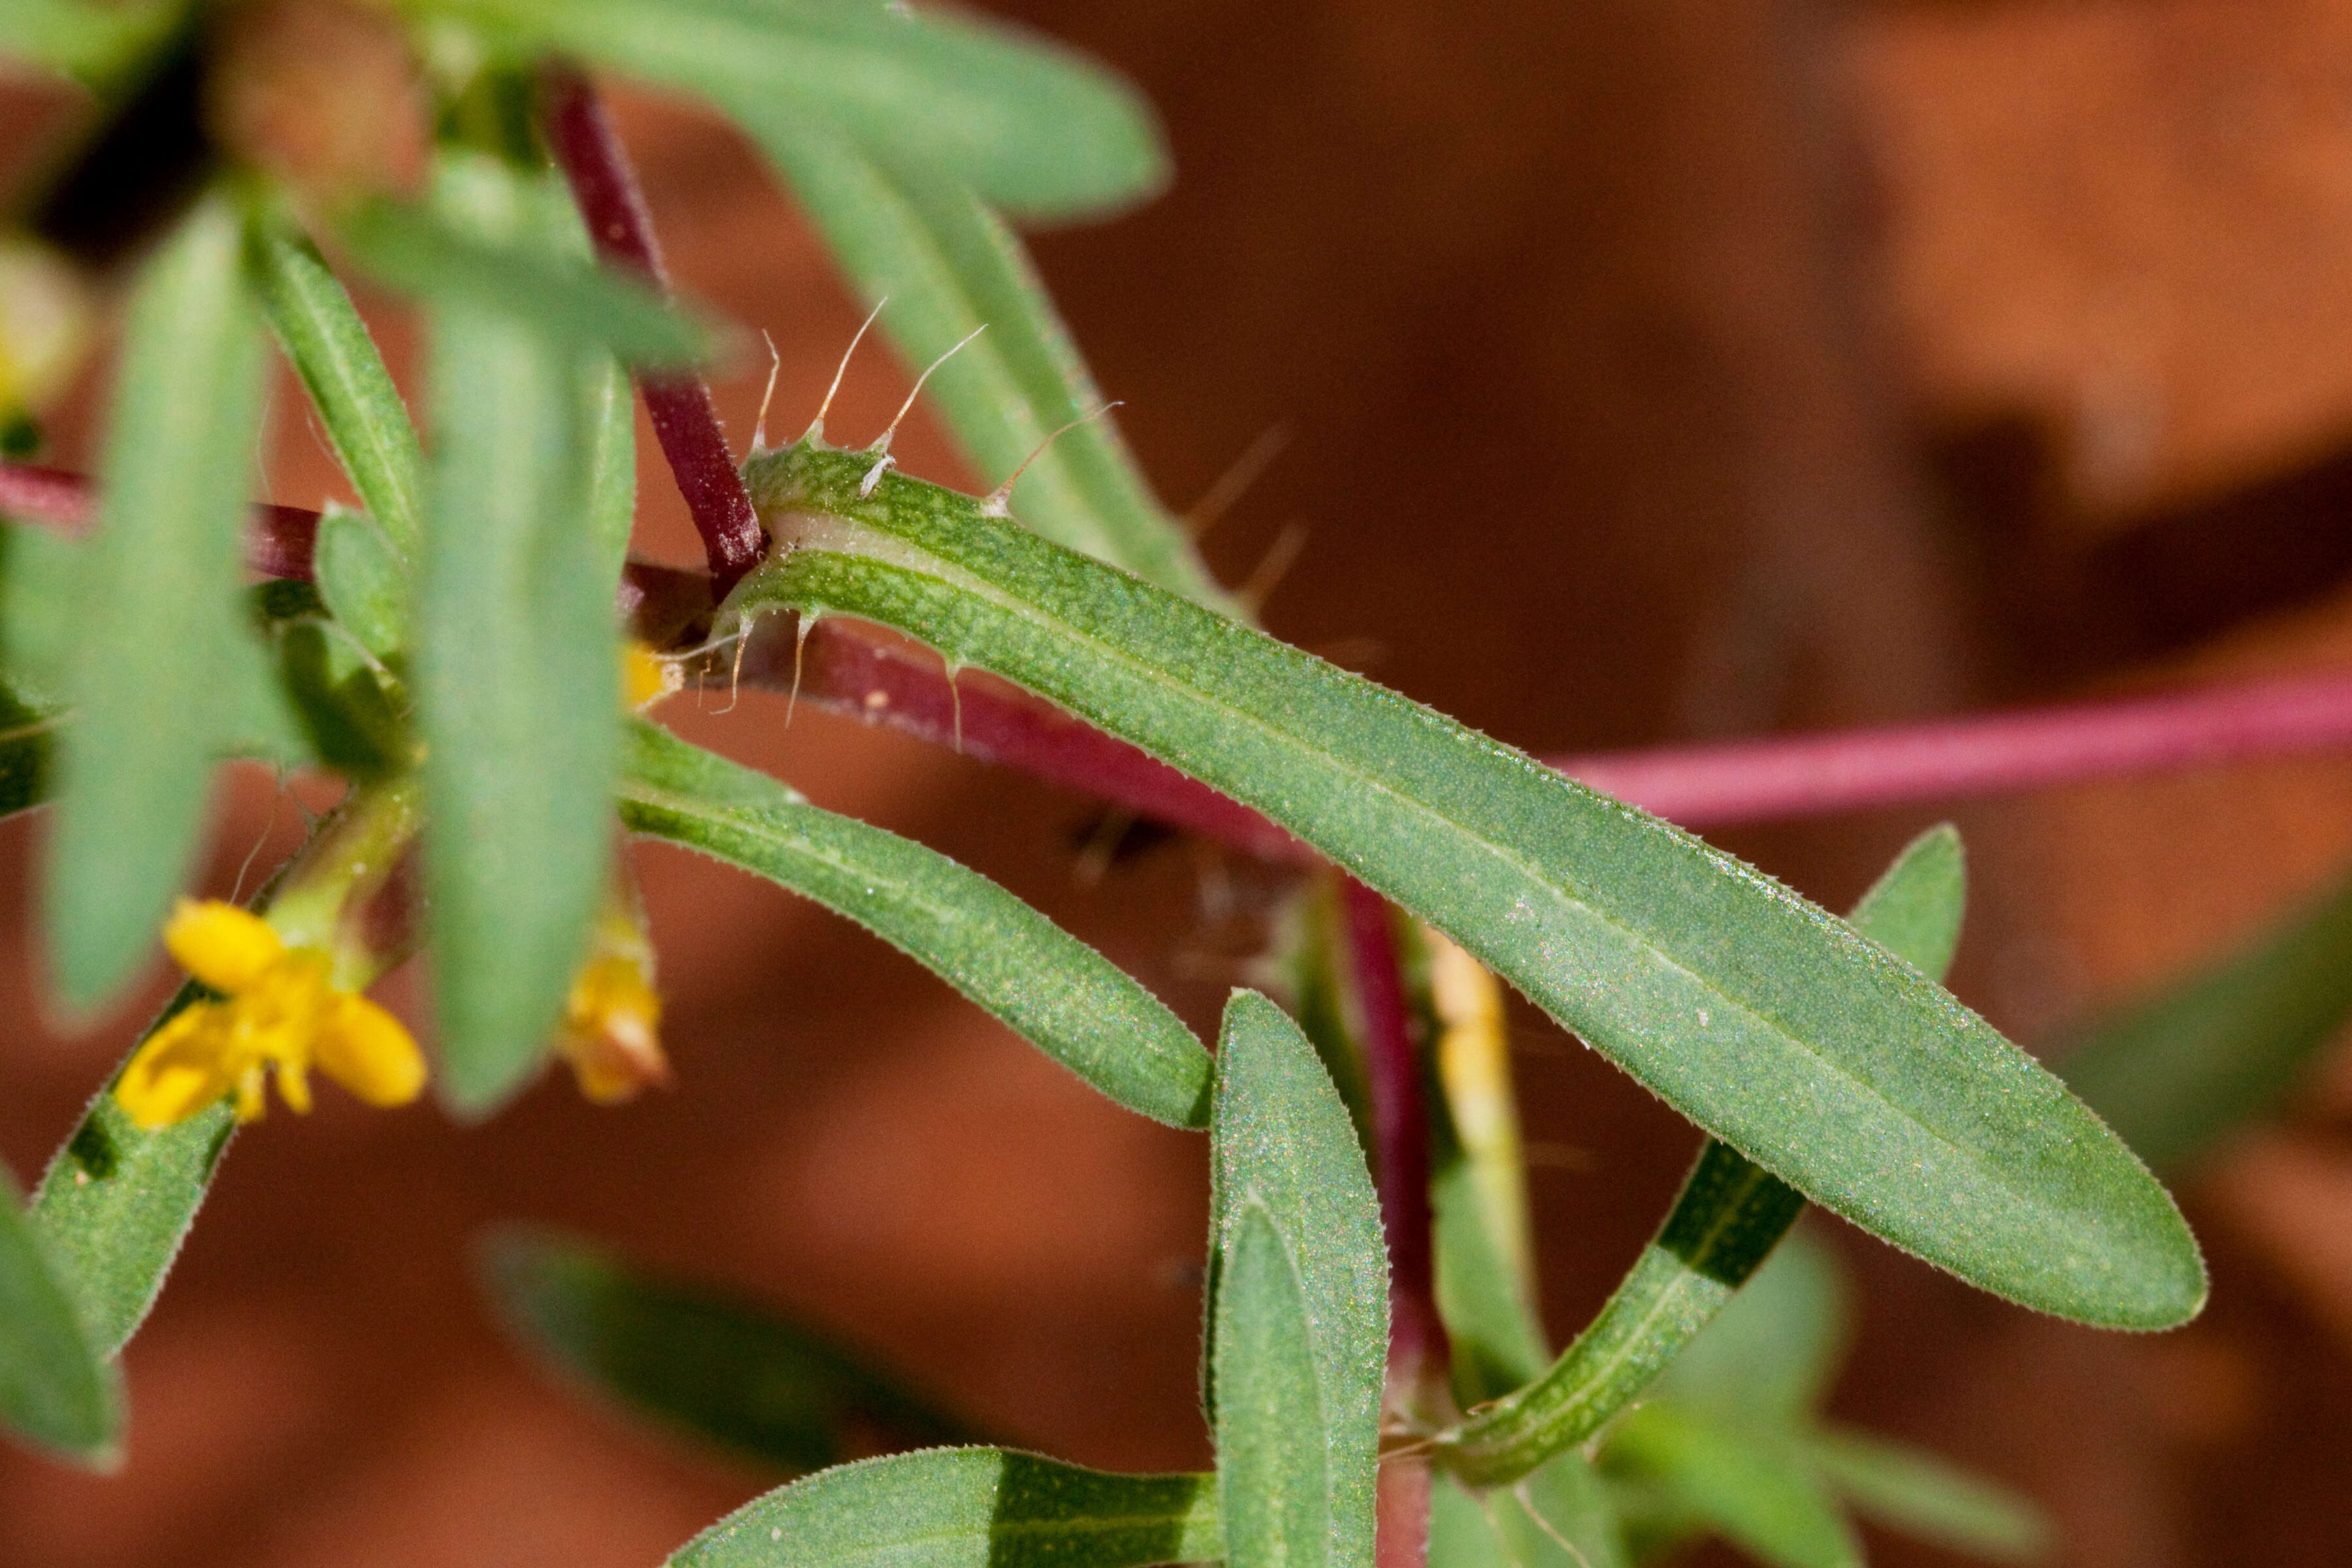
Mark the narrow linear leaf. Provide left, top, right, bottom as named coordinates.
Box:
left=666, top=1447, right=1220, bottom=1568
left=1650, top=1227, right=1848, bottom=1422
left=31, top=1005, right=236, bottom=1356
left=340, top=192, right=718, bottom=371
left=1217, top=1205, right=1332, bottom=1568
left=2059, top=859, right=2352, bottom=1176
left=1806, top=1426, right=2050, bottom=1563
left=747, top=121, right=1230, bottom=607
left=0, top=1160, right=122, bottom=1466
left=581, top=351, right=638, bottom=591
left=46, top=192, right=269, bottom=1011
left=618, top=719, right=1211, bottom=1127
left=1603, top=1404, right=1861, bottom=1568
left=1206, top=990, right=1386, bottom=1568
left=1438, top=827, right=1965, bottom=1485
left=732, top=448, right=2202, bottom=1331
left=480, top=1226, right=978, bottom=1472
left=417, top=155, right=620, bottom=1114
left=451, top=0, right=1168, bottom=220
left=248, top=221, right=425, bottom=559
left=312, top=504, right=408, bottom=660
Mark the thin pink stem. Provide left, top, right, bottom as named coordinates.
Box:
left=1343, top=876, right=1448, bottom=1407
left=539, top=65, right=766, bottom=596
left=0, top=461, right=319, bottom=579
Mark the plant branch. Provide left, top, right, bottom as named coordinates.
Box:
left=538, top=65, right=766, bottom=595
left=11, top=463, right=2352, bottom=843
left=1342, top=875, right=1448, bottom=1409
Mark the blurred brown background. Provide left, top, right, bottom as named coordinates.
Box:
left=9, top=0, right=2352, bottom=1561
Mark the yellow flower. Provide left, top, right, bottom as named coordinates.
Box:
left=114, top=900, right=427, bottom=1130
left=556, top=952, right=670, bottom=1104
left=623, top=640, right=681, bottom=711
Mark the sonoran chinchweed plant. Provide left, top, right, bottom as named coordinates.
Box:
left=5, top=4, right=2349, bottom=1566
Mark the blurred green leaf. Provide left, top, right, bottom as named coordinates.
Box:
left=0, top=0, right=184, bottom=90
left=1650, top=1227, right=1848, bottom=1423
left=248, top=222, right=424, bottom=560
left=32, top=1015, right=236, bottom=1356
left=314, top=504, right=408, bottom=659
left=340, top=193, right=719, bottom=370
left=480, top=1227, right=977, bottom=1472
left=735, top=448, right=2204, bottom=1332
left=0, top=674, right=57, bottom=821
left=1807, top=1427, right=2050, bottom=1564
left=1430, top=1452, right=1629, bottom=1568
left=749, top=122, right=1230, bottom=607
left=449, top=0, right=1168, bottom=220
left=666, top=1448, right=1220, bottom=1568
left=0, top=519, right=88, bottom=704
left=1207, top=991, right=1386, bottom=1568
left=416, top=155, right=621, bottom=1115
left=2059, top=860, right=2352, bottom=1175
left=0, top=1159, right=121, bottom=1467
left=618, top=719, right=1212, bottom=1128
left=580, top=353, right=638, bottom=590
left=1439, top=826, right=1965, bottom=1484
left=1605, top=1404, right=1859, bottom=1568
left=44, top=192, right=270, bottom=1011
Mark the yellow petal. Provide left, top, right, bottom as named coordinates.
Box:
left=312, top=992, right=427, bottom=1107
left=559, top=956, right=669, bottom=1104
left=114, top=1009, right=238, bottom=1130
left=275, top=1058, right=313, bottom=1115
left=621, top=641, right=681, bottom=711
left=165, top=899, right=286, bottom=994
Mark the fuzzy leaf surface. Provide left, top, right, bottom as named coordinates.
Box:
left=666, top=1448, right=1220, bottom=1568
left=1439, top=826, right=1965, bottom=1484
left=0, top=1160, right=121, bottom=1465
left=733, top=450, right=2202, bottom=1331
left=45, top=193, right=270, bottom=1009
left=747, top=122, right=1228, bottom=606
left=416, top=157, right=619, bottom=1113
left=618, top=720, right=1211, bottom=1127
left=249, top=223, right=424, bottom=559
left=1206, top=990, right=1386, bottom=1568
left=481, top=1227, right=976, bottom=1472
left=449, top=0, right=1168, bottom=219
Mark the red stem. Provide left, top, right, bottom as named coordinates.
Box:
left=12, top=465, right=2352, bottom=843
left=538, top=65, right=766, bottom=596
left=1343, top=875, right=1448, bottom=1403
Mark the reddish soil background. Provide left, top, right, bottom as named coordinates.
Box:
left=8, top=1, right=2352, bottom=1563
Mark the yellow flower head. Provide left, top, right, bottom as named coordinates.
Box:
left=623, top=640, right=682, bottom=711
left=114, top=900, right=427, bottom=1130
left=557, top=953, right=669, bottom=1105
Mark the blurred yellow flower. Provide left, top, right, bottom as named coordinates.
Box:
left=555, top=885, right=670, bottom=1105
left=114, top=900, right=427, bottom=1130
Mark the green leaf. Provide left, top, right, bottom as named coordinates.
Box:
left=2059, top=859, right=2352, bottom=1175
left=1216, top=1205, right=1333, bottom=1568
left=1207, top=990, right=1386, bottom=1568
left=32, top=1012, right=237, bottom=1356
left=1603, top=1404, right=1860, bottom=1568
left=1807, top=1427, right=2050, bottom=1563
left=1430, top=1453, right=1629, bottom=1568
left=340, top=192, right=719, bottom=370
left=745, top=122, right=1230, bottom=607
left=0, top=672, right=57, bottom=822
left=45, top=192, right=271, bottom=1011
left=248, top=221, right=425, bottom=560
left=480, top=1226, right=977, bottom=1472
left=416, top=155, right=622, bottom=1115
left=618, top=719, right=1209, bottom=1126
left=313, top=504, right=409, bottom=659
left=581, top=352, right=638, bottom=591
left=1650, top=1227, right=1848, bottom=1422
left=450, top=0, right=1169, bottom=220
left=731, top=459, right=2202, bottom=1328
left=666, top=1447, right=1221, bottom=1568
left=0, top=0, right=183, bottom=90
left=0, top=1159, right=122, bottom=1466
left=1437, top=826, right=1967, bottom=1484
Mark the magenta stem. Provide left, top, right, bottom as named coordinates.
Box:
left=12, top=463, right=2352, bottom=841
left=538, top=65, right=766, bottom=596
left=1342, top=875, right=1448, bottom=1403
